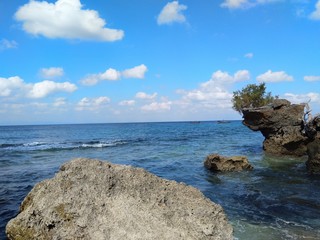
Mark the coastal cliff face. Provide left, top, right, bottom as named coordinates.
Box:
left=242, top=99, right=309, bottom=156
left=6, top=158, right=233, bottom=240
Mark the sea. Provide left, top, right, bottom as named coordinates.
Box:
left=1, top=121, right=320, bottom=240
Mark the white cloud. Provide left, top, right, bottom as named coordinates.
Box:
left=122, top=64, right=148, bottom=79
left=257, top=70, right=293, bottom=83
left=28, top=80, right=77, bottom=98
left=135, top=92, right=158, bottom=100
left=119, top=100, right=135, bottom=106
left=0, top=76, right=25, bottom=97
left=221, top=0, right=249, bottom=9
left=157, top=1, right=187, bottom=25
left=310, top=1, right=320, bottom=20
left=53, top=97, right=67, bottom=107
left=177, top=70, right=250, bottom=109
left=81, top=68, right=121, bottom=86
left=40, top=67, right=64, bottom=78
left=141, top=101, right=172, bottom=111
left=76, top=96, right=111, bottom=111
left=221, top=0, right=280, bottom=9
left=244, top=52, right=253, bottom=58
left=81, top=65, right=147, bottom=86
left=15, top=0, right=124, bottom=41
left=0, top=39, right=18, bottom=51
left=233, top=70, right=251, bottom=82
left=0, top=76, right=77, bottom=99
left=100, top=68, right=122, bottom=81
left=284, top=92, right=320, bottom=104
left=201, top=69, right=250, bottom=89
left=304, top=75, right=320, bottom=82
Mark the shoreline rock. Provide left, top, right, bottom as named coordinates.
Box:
left=6, top=158, right=233, bottom=240
left=242, top=99, right=320, bottom=173
left=204, top=154, right=253, bottom=172
left=306, top=139, right=320, bottom=174
left=242, top=99, right=310, bottom=156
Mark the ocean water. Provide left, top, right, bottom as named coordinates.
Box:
left=1, top=121, right=320, bottom=239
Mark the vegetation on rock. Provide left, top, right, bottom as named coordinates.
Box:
left=232, top=82, right=276, bottom=114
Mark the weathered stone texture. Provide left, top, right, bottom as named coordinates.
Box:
left=204, top=154, right=253, bottom=172
left=306, top=139, right=320, bottom=174
left=242, top=99, right=310, bottom=156
left=6, top=158, right=233, bottom=240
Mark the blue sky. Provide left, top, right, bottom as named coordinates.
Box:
left=1, top=0, right=320, bottom=125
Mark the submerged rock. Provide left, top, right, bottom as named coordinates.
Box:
left=204, top=154, right=253, bottom=172
left=6, top=158, right=233, bottom=240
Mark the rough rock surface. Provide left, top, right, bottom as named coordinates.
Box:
left=306, top=139, right=320, bottom=174
left=242, top=99, right=313, bottom=156
left=204, top=154, right=253, bottom=172
left=6, top=158, right=233, bottom=240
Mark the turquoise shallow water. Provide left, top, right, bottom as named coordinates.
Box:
left=1, top=121, right=320, bottom=239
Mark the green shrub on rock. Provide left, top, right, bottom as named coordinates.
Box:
left=232, top=82, right=276, bottom=114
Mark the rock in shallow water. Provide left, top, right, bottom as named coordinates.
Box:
left=242, top=99, right=310, bottom=156
left=6, top=158, right=233, bottom=240
left=204, top=154, right=253, bottom=172
left=306, top=139, right=320, bottom=174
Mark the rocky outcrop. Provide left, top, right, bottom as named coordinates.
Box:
left=6, top=158, right=233, bottom=240
left=242, top=99, right=320, bottom=173
left=242, top=99, right=313, bottom=156
left=204, top=154, right=253, bottom=172
left=306, top=139, right=320, bottom=174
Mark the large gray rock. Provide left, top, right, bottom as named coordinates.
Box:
left=204, top=154, right=253, bottom=172
left=242, top=99, right=313, bottom=156
left=6, top=158, right=233, bottom=240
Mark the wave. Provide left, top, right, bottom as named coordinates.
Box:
left=80, top=140, right=127, bottom=149
left=0, top=140, right=128, bottom=152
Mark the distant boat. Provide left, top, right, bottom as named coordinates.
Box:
left=217, top=120, right=231, bottom=124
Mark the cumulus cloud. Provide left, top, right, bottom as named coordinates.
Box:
left=257, top=70, right=293, bottom=83
left=157, top=1, right=187, bottom=25
left=119, top=100, right=135, bottom=106
left=304, top=75, right=320, bottom=82
left=310, top=1, right=320, bottom=20
left=0, top=76, right=25, bottom=97
left=81, top=64, right=147, bottom=86
left=81, top=68, right=121, bottom=86
left=0, top=76, right=77, bottom=99
left=76, top=96, right=111, bottom=111
left=177, top=70, right=250, bottom=109
left=14, top=0, right=124, bottom=41
left=135, top=92, right=158, bottom=100
left=0, top=39, right=18, bottom=51
left=28, top=80, right=77, bottom=98
left=141, top=101, right=172, bottom=111
left=284, top=92, right=320, bottom=104
left=40, top=67, right=64, bottom=78
left=100, top=68, right=122, bottom=81
left=122, top=64, right=148, bottom=79
left=221, top=0, right=280, bottom=9
left=201, top=69, right=250, bottom=89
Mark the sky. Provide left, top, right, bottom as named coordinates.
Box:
left=0, top=0, right=320, bottom=125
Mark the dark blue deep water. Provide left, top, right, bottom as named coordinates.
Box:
left=1, top=121, right=320, bottom=239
